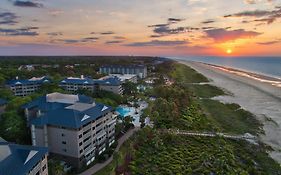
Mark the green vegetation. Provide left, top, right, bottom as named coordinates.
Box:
left=169, top=63, right=209, bottom=83
left=129, top=128, right=281, bottom=175
left=200, top=99, right=263, bottom=135
left=0, top=96, right=32, bottom=144
left=187, top=84, right=225, bottom=98
left=95, top=139, right=134, bottom=175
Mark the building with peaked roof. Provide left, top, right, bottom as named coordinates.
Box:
left=22, top=93, right=117, bottom=168
left=0, top=138, right=48, bottom=175
left=59, top=75, right=123, bottom=95
left=103, top=74, right=137, bottom=83
left=6, top=76, right=51, bottom=96
left=99, top=65, right=147, bottom=78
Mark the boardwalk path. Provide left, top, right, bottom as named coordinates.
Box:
left=79, top=127, right=140, bottom=175
left=161, top=129, right=258, bottom=144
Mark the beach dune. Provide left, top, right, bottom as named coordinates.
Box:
left=180, top=61, right=281, bottom=164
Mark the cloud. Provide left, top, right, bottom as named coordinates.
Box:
left=56, top=37, right=98, bottom=44
left=148, top=17, right=190, bottom=37
left=126, top=40, right=188, bottom=47
left=167, top=18, right=185, bottom=23
left=201, top=19, right=215, bottom=24
left=105, top=40, right=124, bottom=44
left=100, top=31, right=115, bottom=35
left=13, top=0, right=43, bottom=8
left=47, top=32, right=63, bottom=36
left=205, top=28, right=262, bottom=42
left=224, top=6, right=281, bottom=24
left=244, top=0, right=256, bottom=4
left=257, top=39, right=280, bottom=45
left=244, top=0, right=273, bottom=4
left=113, top=36, right=126, bottom=40
left=0, top=12, right=18, bottom=25
left=0, top=27, right=39, bottom=36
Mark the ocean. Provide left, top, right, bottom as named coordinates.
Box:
left=174, top=57, right=281, bottom=80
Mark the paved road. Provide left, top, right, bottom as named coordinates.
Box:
left=79, top=127, right=140, bottom=175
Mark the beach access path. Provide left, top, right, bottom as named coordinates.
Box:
left=179, top=60, right=281, bottom=164
left=79, top=127, right=140, bottom=175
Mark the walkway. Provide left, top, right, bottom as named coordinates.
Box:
left=79, top=127, right=140, bottom=175
left=160, top=129, right=258, bottom=144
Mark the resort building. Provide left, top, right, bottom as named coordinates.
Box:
left=6, top=76, right=51, bottom=96
left=99, top=65, right=148, bottom=78
left=59, top=75, right=123, bottom=95
left=0, top=138, right=48, bottom=175
left=22, top=93, right=117, bottom=168
left=103, top=74, right=138, bottom=83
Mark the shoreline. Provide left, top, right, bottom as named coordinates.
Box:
left=203, top=62, right=281, bottom=88
left=178, top=60, right=281, bottom=164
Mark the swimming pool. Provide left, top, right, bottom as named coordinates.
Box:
left=116, top=106, right=133, bottom=117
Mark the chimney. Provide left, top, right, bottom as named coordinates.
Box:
left=81, top=75, right=84, bottom=79
left=16, top=76, right=19, bottom=80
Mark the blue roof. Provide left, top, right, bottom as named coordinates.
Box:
left=59, top=76, right=122, bottom=86
left=6, top=76, right=51, bottom=86
left=23, top=93, right=113, bottom=129
left=0, top=140, right=48, bottom=175
left=60, top=77, right=95, bottom=85
left=0, top=98, right=7, bottom=106
left=31, top=102, right=113, bottom=128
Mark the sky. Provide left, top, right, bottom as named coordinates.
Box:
left=0, top=0, right=281, bottom=56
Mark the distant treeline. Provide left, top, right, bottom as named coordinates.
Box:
left=0, top=56, right=168, bottom=66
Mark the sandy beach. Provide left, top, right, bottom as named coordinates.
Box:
left=179, top=60, right=281, bottom=164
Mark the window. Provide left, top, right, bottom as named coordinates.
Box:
left=61, top=133, right=65, bottom=137
left=83, top=136, right=91, bottom=143
left=62, top=149, right=67, bottom=152
left=83, top=128, right=91, bottom=135
left=80, top=149, right=83, bottom=154
left=79, top=134, right=82, bottom=138
left=42, top=164, right=46, bottom=171
left=62, top=141, right=66, bottom=144
left=79, top=142, right=82, bottom=146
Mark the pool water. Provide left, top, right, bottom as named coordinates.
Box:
left=116, top=107, right=132, bottom=117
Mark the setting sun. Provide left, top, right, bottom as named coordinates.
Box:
left=226, top=49, right=233, bottom=54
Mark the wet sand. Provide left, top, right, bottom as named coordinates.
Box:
left=179, top=60, right=281, bottom=164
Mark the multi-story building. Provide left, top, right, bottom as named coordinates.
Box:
left=6, top=76, right=51, bottom=96
left=99, top=65, right=148, bottom=78
left=59, top=75, right=123, bottom=95
left=22, top=93, right=117, bottom=168
left=103, top=74, right=138, bottom=84
left=0, top=138, right=48, bottom=175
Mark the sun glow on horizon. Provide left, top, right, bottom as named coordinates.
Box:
left=226, top=49, right=233, bottom=54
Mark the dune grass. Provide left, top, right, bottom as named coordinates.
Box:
left=199, top=99, right=263, bottom=135
left=169, top=63, right=209, bottom=83
left=187, top=84, right=225, bottom=98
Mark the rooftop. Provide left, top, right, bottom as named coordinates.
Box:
left=60, top=76, right=122, bottom=86
left=6, top=76, right=51, bottom=86
left=23, top=93, right=113, bottom=128
left=100, top=64, right=147, bottom=69
left=0, top=138, right=48, bottom=175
